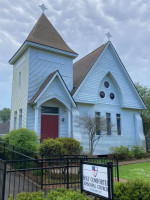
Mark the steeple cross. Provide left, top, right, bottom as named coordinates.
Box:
left=106, top=32, right=112, bottom=41
left=39, top=4, right=48, bottom=13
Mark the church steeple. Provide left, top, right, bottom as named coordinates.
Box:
left=26, top=13, right=76, bottom=54
left=9, top=13, right=77, bottom=64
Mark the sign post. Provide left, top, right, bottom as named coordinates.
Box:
left=81, top=161, right=114, bottom=200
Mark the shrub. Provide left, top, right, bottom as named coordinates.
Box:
left=95, top=180, right=150, bottom=200
left=113, top=179, right=150, bottom=200
left=131, top=146, right=147, bottom=159
left=9, top=188, right=89, bottom=200
left=2, top=128, right=39, bottom=153
left=110, top=145, right=134, bottom=160
left=9, top=191, right=45, bottom=200
left=56, top=137, right=83, bottom=154
left=39, top=138, right=65, bottom=156
left=47, top=188, right=89, bottom=200
left=39, top=137, right=83, bottom=156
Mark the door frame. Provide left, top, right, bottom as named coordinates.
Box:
left=40, top=106, right=59, bottom=140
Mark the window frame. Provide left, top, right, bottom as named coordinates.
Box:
left=19, top=109, right=22, bottom=128
left=14, top=111, right=17, bottom=130
left=116, top=114, right=121, bottom=135
left=106, top=113, right=111, bottom=135
left=95, top=112, right=101, bottom=135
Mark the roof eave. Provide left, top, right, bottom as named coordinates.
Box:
left=29, top=70, right=76, bottom=108
left=9, top=41, right=78, bottom=65
left=9, top=41, right=28, bottom=65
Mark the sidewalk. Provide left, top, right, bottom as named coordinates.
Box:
left=119, top=158, right=150, bottom=166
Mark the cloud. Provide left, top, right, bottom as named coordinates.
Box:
left=0, top=0, right=150, bottom=108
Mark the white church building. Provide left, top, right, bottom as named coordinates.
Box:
left=9, top=13, right=146, bottom=154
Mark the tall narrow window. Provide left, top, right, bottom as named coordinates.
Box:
left=19, top=109, right=22, bottom=128
left=116, top=114, right=121, bottom=135
left=19, top=72, right=21, bottom=88
left=14, top=111, right=17, bottom=130
left=106, top=113, right=111, bottom=135
left=95, top=112, right=101, bottom=135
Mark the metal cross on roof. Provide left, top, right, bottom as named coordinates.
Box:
left=39, top=4, right=48, bottom=13
left=106, top=32, right=112, bottom=41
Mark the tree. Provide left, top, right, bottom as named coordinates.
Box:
left=135, top=82, right=150, bottom=135
left=0, top=108, right=11, bottom=123
left=76, top=114, right=110, bottom=155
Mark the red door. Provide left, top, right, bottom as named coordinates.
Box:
left=41, top=115, right=58, bottom=140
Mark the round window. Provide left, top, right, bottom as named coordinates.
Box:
left=110, top=93, right=115, bottom=99
left=104, top=81, right=109, bottom=88
left=100, top=91, right=105, bottom=98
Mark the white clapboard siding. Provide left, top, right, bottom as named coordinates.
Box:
left=74, top=45, right=144, bottom=109
left=10, top=51, right=29, bottom=130
left=27, top=77, right=72, bottom=137
left=72, top=103, right=141, bottom=155
left=28, top=48, right=73, bottom=101
left=37, top=77, right=71, bottom=109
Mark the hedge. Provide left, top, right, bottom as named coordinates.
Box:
left=8, top=188, right=89, bottom=200
left=95, top=179, right=150, bottom=200
left=110, top=145, right=147, bottom=160
left=2, top=128, right=39, bottom=153
left=39, top=137, right=83, bottom=156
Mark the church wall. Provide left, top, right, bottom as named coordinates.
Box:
left=26, top=76, right=71, bottom=138
left=10, top=51, right=29, bottom=130
left=72, top=103, right=140, bottom=155
left=28, top=48, right=73, bottom=102
left=74, top=45, right=144, bottom=109
left=26, top=100, right=68, bottom=139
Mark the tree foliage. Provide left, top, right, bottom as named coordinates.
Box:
left=135, top=83, right=150, bottom=135
left=2, top=128, right=39, bottom=153
left=0, top=107, right=11, bottom=123
left=76, top=114, right=109, bottom=155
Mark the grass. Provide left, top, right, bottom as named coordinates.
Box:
left=119, top=162, right=150, bottom=182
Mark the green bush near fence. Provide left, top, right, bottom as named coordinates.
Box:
left=57, top=137, right=83, bottom=154
left=2, top=128, right=39, bottom=153
left=39, top=137, right=83, bottom=156
left=8, top=188, right=89, bottom=200
left=110, top=145, right=147, bottom=160
left=95, top=180, right=150, bottom=200
left=113, top=179, right=150, bottom=200
left=9, top=180, right=150, bottom=200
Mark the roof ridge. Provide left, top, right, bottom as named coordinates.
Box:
left=74, top=42, right=108, bottom=65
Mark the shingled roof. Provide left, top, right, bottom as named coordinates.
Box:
left=26, top=13, right=77, bottom=54
left=71, top=42, right=108, bottom=95
left=0, top=122, right=10, bottom=136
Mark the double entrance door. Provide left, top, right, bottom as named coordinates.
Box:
left=41, top=106, right=59, bottom=140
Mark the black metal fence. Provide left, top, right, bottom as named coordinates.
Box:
left=0, top=142, right=119, bottom=200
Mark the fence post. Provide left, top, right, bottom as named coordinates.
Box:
left=2, top=161, right=6, bottom=200
left=80, top=159, right=83, bottom=192
left=3, top=143, right=5, bottom=158
left=116, top=159, right=119, bottom=181
left=41, top=156, right=43, bottom=190
left=107, top=162, right=114, bottom=200
left=66, top=158, right=69, bottom=189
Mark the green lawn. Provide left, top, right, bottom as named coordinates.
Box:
left=119, top=162, right=150, bottom=182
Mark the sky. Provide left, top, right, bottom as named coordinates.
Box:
left=0, top=0, right=150, bottom=109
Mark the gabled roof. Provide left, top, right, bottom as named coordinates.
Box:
left=26, top=13, right=77, bottom=54
left=29, top=71, right=57, bottom=103
left=71, top=42, right=108, bottom=95
left=29, top=70, right=76, bottom=107
left=0, top=122, right=10, bottom=136
left=72, top=41, right=146, bottom=109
